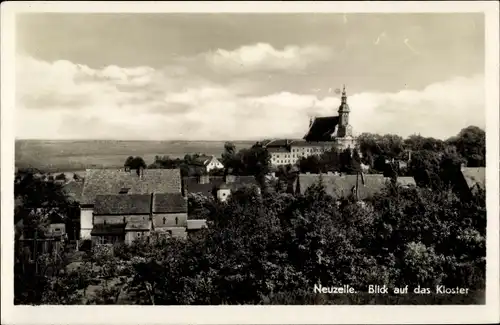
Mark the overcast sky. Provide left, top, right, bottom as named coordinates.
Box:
left=16, top=13, right=485, bottom=140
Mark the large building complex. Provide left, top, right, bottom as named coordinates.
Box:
left=263, top=86, right=357, bottom=166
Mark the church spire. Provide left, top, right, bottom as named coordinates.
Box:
left=341, top=84, right=347, bottom=104
left=338, top=84, right=349, bottom=113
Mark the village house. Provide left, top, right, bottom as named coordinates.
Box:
left=454, top=166, right=486, bottom=200
left=152, top=192, right=189, bottom=238
left=292, top=173, right=416, bottom=201
left=183, top=174, right=260, bottom=202
left=263, top=86, right=357, bottom=166
left=79, top=168, right=182, bottom=239
left=189, top=155, right=224, bottom=173
left=91, top=194, right=152, bottom=245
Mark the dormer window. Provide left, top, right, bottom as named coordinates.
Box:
left=119, top=187, right=130, bottom=194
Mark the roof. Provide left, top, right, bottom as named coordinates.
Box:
left=187, top=219, right=207, bottom=230
left=94, top=194, right=152, bottom=215
left=125, top=220, right=151, bottom=231
left=80, top=169, right=182, bottom=205
left=153, top=193, right=187, bottom=213
left=91, top=223, right=126, bottom=236
left=303, top=116, right=339, bottom=141
left=267, top=147, right=290, bottom=153
left=397, top=177, right=417, bottom=187
left=461, top=167, right=485, bottom=190
left=183, top=176, right=259, bottom=195
left=295, top=173, right=389, bottom=200
left=290, top=140, right=336, bottom=148
left=263, top=139, right=293, bottom=147
left=62, top=181, right=84, bottom=202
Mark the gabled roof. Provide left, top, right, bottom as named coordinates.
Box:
left=295, top=173, right=389, bottom=200
left=94, top=194, right=151, bottom=215
left=461, top=167, right=485, bottom=190
left=81, top=169, right=182, bottom=205
left=303, top=116, right=339, bottom=141
left=153, top=193, right=187, bottom=213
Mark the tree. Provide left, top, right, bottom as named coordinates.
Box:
left=446, top=126, right=485, bottom=167
left=124, top=156, right=147, bottom=171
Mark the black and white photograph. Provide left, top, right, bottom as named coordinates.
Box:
left=1, top=1, right=499, bottom=324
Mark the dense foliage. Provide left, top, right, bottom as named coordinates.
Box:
left=17, top=181, right=483, bottom=305
left=114, top=184, right=485, bottom=305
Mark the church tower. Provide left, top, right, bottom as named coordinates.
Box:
left=336, top=85, right=350, bottom=138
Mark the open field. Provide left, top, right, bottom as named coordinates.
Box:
left=15, top=140, right=254, bottom=173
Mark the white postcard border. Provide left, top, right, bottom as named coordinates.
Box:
left=1, top=1, right=499, bottom=324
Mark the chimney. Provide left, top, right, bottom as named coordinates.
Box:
left=199, top=175, right=210, bottom=184
left=225, top=174, right=236, bottom=183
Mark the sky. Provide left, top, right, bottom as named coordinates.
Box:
left=16, top=13, right=485, bottom=141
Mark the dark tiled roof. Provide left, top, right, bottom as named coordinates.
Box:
left=153, top=193, right=187, bottom=213
left=183, top=176, right=224, bottom=195
left=290, top=140, right=337, bottom=148
left=94, top=194, right=152, bottom=215
left=62, top=181, right=84, bottom=202
left=461, top=167, right=485, bottom=190
left=91, top=223, right=125, bottom=236
left=303, top=116, right=339, bottom=141
left=295, top=173, right=389, bottom=200
left=81, top=169, right=182, bottom=205
left=183, top=176, right=259, bottom=195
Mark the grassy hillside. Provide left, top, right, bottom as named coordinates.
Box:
left=15, top=140, right=254, bottom=172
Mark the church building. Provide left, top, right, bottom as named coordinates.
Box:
left=264, top=86, right=357, bottom=166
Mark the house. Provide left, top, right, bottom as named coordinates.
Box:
left=189, top=155, right=224, bottom=173
left=79, top=168, right=182, bottom=239
left=263, top=85, right=357, bottom=166
left=91, top=194, right=152, bottom=245
left=293, top=173, right=417, bottom=201
left=152, top=193, right=189, bottom=238
left=454, top=167, right=486, bottom=200
left=183, top=174, right=260, bottom=202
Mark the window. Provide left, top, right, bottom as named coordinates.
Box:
left=175, top=216, right=179, bottom=225
left=163, top=217, right=166, bottom=225
left=123, top=216, right=126, bottom=223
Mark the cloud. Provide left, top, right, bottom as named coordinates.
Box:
left=16, top=56, right=484, bottom=141
left=203, top=43, right=332, bottom=73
